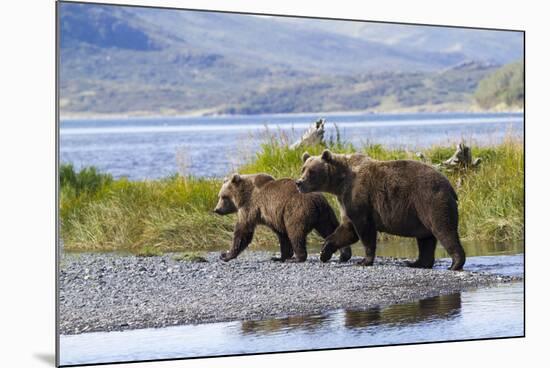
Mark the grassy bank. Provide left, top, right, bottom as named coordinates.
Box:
left=60, top=136, right=524, bottom=254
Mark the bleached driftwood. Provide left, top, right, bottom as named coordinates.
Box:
left=437, top=142, right=482, bottom=171
left=290, top=118, right=326, bottom=149
left=417, top=142, right=482, bottom=172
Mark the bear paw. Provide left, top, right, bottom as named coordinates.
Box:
left=220, top=251, right=233, bottom=262
left=319, top=243, right=336, bottom=263
left=338, top=248, right=352, bottom=263
left=406, top=260, right=434, bottom=269
left=356, top=258, right=374, bottom=266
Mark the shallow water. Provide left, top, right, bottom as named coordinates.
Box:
left=60, top=112, right=523, bottom=179
left=59, top=254, right=524, bottom=366
left=259, top=238, right=525, bottom=261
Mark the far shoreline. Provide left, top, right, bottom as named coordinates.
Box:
left=59, top=106, right=524, bottom=122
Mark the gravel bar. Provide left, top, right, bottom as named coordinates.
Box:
left=59, top=252, right=520, bottom=335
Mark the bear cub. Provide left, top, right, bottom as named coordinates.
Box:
left=214, top=173, right=352, bottom=262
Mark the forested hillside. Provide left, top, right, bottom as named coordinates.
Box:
left=474, top=60, right=524, bottom=109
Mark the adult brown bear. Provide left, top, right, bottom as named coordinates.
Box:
left=295, top=150, right=466, bottom=270
left=214, top=173, right=352, bottom=262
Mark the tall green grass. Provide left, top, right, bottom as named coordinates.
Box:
left=241, top=137, right=524, bottom=243
left=60, top=136, right=524, bottom=253
left=60, top=165, right=281, bottom=252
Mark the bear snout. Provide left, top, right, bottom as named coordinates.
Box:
left=295, top=179, right=306, bottom=192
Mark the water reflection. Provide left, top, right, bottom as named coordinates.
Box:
left=241, top=314, right=328, bottom=335
left=344, top=293, right=461, bottom=329
left=240, top=293, right=462, bottom=335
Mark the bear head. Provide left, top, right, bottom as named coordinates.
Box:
left=213, top=173, right=274, bottom=215
left=296, top=149, right=345, bottom=194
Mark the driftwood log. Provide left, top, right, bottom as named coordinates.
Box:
left=417, top=143, right=481, bottom=171
left=290, top=118, right=326, bottom=149
left=417, top=142, right=481, bottom=189
left=291, top=120, right=481, bottom=174
left=436, top=143, right=482, bottom=171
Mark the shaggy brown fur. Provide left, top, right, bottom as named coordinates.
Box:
left=214, top=173, right=352, bottom=262
left=296, top=150, right=466, bottom=270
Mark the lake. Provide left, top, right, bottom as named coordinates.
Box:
left=59, top=253, right=524, bottom=366
left=60, top=112, right=523, bottom=180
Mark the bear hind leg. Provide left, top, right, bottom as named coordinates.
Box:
left=434, top=231, right=465, bottom=271
left=407, top=235, right=437, bottom=269
left=426, top=199, right=466, bottom=270
left=271, top=232, right=294, bottom=262
left=314, top=223, right=352, bottom=263
left=319, top=218, right=358, bottom=263
left=287, top=234, right=308, bottom=262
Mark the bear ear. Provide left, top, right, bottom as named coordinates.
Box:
left=231, top=173, right=241, bottom=184
left=302, top=152, right=311, bottom=163
left=254, top=174, right=274, bottom=188
left=321, top=149, right=333, bottom=162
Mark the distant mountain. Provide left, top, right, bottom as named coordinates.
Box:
left=129, top=8, right=469, bottom=74
left=59, top=3, right=523, bottom=117
left=60, top=4, right=178, bottom=51
left=286, top=20, right=523, bottom=66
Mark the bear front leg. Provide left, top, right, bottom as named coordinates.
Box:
left=354, top=222, right=377, bottom=266
left=320, top=219, right=358, bottom=263
left=220, top=223, right=255, bottom=262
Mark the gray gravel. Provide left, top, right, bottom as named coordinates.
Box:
left=59, top=251, right=520, bottom=335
